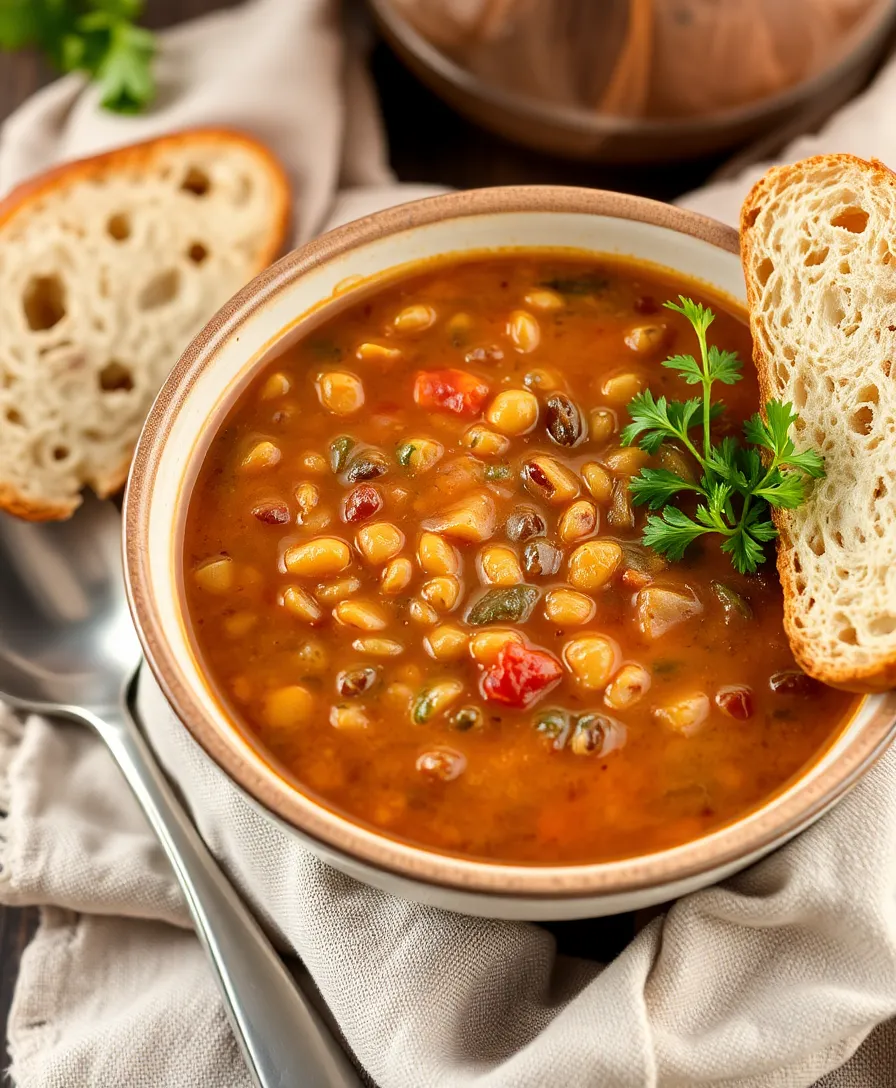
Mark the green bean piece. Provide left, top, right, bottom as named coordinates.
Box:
left=711, top=580, right=754, bottom=621
left=466, top=585, right=539, bottom=626
left=329, top=435, right=355, bottom=473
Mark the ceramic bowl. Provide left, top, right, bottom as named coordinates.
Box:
left=124, top=187, right=896, bottom=920
left=370, top=0, right=896, bottom=163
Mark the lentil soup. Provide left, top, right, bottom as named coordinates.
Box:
left=183, top=253, right=858, bottom=865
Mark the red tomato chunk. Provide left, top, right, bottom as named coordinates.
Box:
left=482, top=642, right=563, bottom=708
left=414, top=369, right=489, bottom=415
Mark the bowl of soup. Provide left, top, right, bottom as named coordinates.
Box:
left=124, top=187, right=896, bottom=920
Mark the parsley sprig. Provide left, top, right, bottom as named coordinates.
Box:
left=0, top=0, right=155, bottom=114
left=621, top=297, right=825, bottom=574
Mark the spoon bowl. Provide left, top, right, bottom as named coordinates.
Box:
left=0, top=495, right=138, bottom=713
left=0, top=495, right=360, bottom=1088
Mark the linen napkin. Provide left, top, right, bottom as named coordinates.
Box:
left=3, top=2, right=896, bottom=1085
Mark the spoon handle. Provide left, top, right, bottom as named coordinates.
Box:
left=80, top=702, right=362, bottom=1088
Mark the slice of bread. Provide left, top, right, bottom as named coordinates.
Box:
left=741, top=154, right=896, bottom=693
left=0, top=129, right=290, bottom=520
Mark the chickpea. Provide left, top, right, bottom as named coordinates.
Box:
left=263, top=685, right=315, bottom=729
left=393, top=303, right=436, bottom=333
left=284, top=537, right=351, bottom=578
left=224, top=611, right=257, bottom=638
left=425, top=624, right=468, bottom=661
left=314, top=576, right=361, bottom=602
left=544, top=588, right=595, bottom=626
left=582, top=462, right=614, bottom=503
left=420, top=575, right=461, bottom=612
left=355, top=342, right=402, bottom=363
left=395, top=437, right=444, bottom=475
left=507, top=310, right=541, bottom=353
left=295, top=640, right=328, bottom=674
left=485, top=389, right=539, bottom=436
left=524, top=367, right=566, bottom=393
left=469, top=628, right=523, bottom=665
left=295, top=482, right=320, bottom=517
left=394, top=663, right=422, bottom=687
left=260, top=371, right=291, bottom=399
left=356, top=522, right=404, bottom=565
left=521, top=455, right=580, bottom=505
left=382, top=557, right=413, bottom=595
left=568, top=541, right=622, bottom=591
left=524, top=288, right=565, bottom=311
left=557, top=500, right=598, bottom=544
left=447, top=312, right=473, bottom=342
left=316, top=371, right=365, bottom=415
left=351, top=637, right=404, bottom=657
left=417, top=532, right=460, bottom=576
left=281, top=585, right=323, bottom=624
left=564, top=635, right=619, bottom=691
left=589, top=408, right=617, bottom=443
left=479, top=545, right=523, bottom=586
left=300, top=451, right=329, bottom=475
left=409, top=598, right=439, bottom=626
left=461, top=424, right=510, bottom=459
left=383, top=683, right=414, bottom=713
left=602, top=446, right=649, bottom=476
left=625, top=324, right=667, bottom=354
left=231, top=676, right=253, bottom=703
left=194, top=557, right=234, bottom=593
left=330, top=704, right=371, bottom=731
left=604, top=664, right=652, bottom=710
left=601, top=372, right=644, bottom=406
left=302, top=508, right=334, bottom=534
left=416, top=748, right=466, bottom=781
left=240, top=440, right=281, bottom=472
left=333, top=600, right=388, bottom=631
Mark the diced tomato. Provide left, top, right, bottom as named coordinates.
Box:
left=481, top=642, right=563, bottom=708
left=414, top=369, right=489, bottom=415
left=714, top=685, right=754, bottom=720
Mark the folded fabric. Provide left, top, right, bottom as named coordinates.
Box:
left=2, top=2, right=896, bottom=1085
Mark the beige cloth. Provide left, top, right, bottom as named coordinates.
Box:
left=2, top=2, right=896, bottom=1085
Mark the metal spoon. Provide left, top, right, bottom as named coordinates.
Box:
left=0, top=494, right=361, bottom=1088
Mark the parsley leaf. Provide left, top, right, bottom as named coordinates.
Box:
left=629, top=467, right=703, bottom=509
left=619, top=390, right=702, bottom=456
left=622, top=297, right=825, bottom=574
left=643, top=507, right=712, bottom=561
left=0, top=0, right=156, bottom=114
left=707, top=346, right=742, bottom=385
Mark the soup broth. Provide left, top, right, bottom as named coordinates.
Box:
left=183, top=253, right=857, bottom=864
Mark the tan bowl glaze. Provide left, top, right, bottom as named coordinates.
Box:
left=124, top=188, right=896, bottom=920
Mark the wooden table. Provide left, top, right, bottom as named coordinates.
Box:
left=0, top=1, right=789, bottom=1079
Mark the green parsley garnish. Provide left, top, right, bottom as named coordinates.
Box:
left=0, top=0, right=156, bottom=114
left=621, top=297, right=825, bottom=575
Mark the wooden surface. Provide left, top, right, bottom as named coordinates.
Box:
left=0, top=0, right=827, bottom=1080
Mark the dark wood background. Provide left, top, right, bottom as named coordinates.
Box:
left=0, top=0, right=864, bottom=1081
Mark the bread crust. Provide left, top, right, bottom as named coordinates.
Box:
left=0, top=128, right=291, bottom=520
left=740, top=153, right=896, bottom=693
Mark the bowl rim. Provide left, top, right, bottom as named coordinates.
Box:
left=370, top=0, right=896, bottom=141
left=124, top=185, right=896, bottom=900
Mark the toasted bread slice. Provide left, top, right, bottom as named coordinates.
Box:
left=0, top=129, right=290, bottom=520
left=741, top=154, right=896, bottom=693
